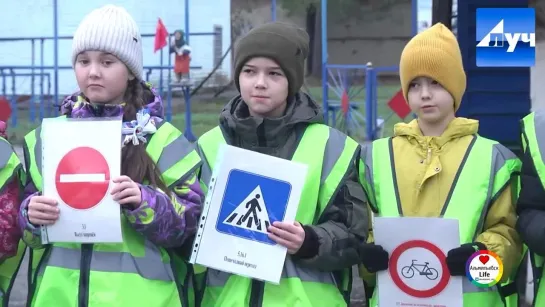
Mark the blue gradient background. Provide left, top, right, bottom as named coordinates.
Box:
left=476, top=8, right=535, bottom=67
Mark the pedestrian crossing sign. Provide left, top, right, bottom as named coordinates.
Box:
left=215, top=169, right=292, bottom=245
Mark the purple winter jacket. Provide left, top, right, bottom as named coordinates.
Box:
left=18, top=82, right=203, bottom=249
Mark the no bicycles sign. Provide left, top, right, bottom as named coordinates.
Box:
left=374, top=217, right=463, bottom=307
left=389, top=240, right=450, bottom=298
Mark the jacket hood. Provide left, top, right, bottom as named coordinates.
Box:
left=394, top=117, right=479, bottom=148
left=219, top=92, right=323, bottom=145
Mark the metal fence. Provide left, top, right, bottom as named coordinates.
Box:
left=0, top=0, right=225, bottom=142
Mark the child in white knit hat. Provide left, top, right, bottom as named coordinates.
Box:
left=18, top=5, right=203, bottom=306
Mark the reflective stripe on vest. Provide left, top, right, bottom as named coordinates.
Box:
left=197, top=124, right=358, bottom=306
left=521, top=111, right=545, bottom=305
left=23, top=115, right=68, bottom=192
left=38, top=240, right=175, bottom=281
left=146, top=121, right=201, bottom=187
left=205, top=256, right=338, bottom=287
left=361, top=136, right=520, bottom=304
left=24, top=126, right=42, bottom=190
left=0, top=137, right=21, bottom=190
left=31, top=219, right=189, bottom=306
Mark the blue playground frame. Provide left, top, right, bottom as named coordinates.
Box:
left=270, top=0, right=417, bottom=141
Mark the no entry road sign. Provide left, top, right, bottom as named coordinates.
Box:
left=55, top=146, right=110, bottom=210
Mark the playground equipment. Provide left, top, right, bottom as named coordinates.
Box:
left=320, top=0, right=418, bottom=141
left=318, top=0, right=531, bottom=152
left=0, top=0, right=222, bottom=142
left=271, top=0, right=277, bottom=21
left=0, top=0, right=408, bottom=142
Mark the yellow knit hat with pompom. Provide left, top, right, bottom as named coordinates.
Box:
left=399, top=23, right=466, bottom=111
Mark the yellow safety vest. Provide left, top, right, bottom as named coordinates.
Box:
left=359, top=135, right=521, bottom=307
left=196, top=124, right=359, bottom=306
left=22, top=117, right=201, bottom=306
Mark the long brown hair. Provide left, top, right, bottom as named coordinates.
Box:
left=122, top=79, right=171, bottom=196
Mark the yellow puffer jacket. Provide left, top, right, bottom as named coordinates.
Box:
left=359, top=117, right=522, bottom=285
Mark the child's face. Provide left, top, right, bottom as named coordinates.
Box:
left=407, top=77, right=455, bottom=125
left=175, top=32, right=182, bottom=40
left=238, top=57, right=289, bottom=118
left=74, top=51, right=133, bottom=104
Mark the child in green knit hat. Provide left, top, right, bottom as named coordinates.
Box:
left=195, top=21, right=369, bottom=306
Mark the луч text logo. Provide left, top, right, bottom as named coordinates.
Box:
left=476, top=8, right=535, bottom=67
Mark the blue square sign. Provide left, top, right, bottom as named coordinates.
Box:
left=215, top=169, right=292, bottom=245
left=476, top=8, right=535, bottom=67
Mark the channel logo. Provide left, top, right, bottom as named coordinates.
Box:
left=476, top=8, right=535, bottom=67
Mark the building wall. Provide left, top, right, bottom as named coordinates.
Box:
left=231, top=0, right=412, bottom=76
left=325, top=2, right=412, bottom=68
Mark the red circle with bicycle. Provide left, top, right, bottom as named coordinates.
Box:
left=389, top=240, right=450, bottom=298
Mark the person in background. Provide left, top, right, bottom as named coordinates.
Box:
left=170, top=29, right=191, bottom=83
left=515, top=110, right=545, bottom=306
left=0, top=120, right=27, bottom=306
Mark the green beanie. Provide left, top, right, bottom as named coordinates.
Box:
left=233, top=22, right=310, bottom=99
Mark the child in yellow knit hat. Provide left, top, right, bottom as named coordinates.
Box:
left=357, top=23, right=522, bottom=307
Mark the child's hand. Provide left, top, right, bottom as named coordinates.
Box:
left=28, top=196, right=59, bottom=225
left=111, top=176, right=142, bottom=208
left=268, top=221, right=306, bottom=254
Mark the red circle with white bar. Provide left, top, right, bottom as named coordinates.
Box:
left=55, top=146, right=110, bottom=210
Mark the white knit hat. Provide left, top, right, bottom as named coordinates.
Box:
left=72, top=5, right=143, bottom=80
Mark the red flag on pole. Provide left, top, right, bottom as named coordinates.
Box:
left=154, top=18, right=169, bottom=53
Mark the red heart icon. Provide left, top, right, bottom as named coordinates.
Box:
left=479, top=255, right=489, bottom=265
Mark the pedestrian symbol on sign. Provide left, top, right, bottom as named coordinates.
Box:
left=215, top=169, right=292, bottom=245
left=223, top=186, right=272, bottom=233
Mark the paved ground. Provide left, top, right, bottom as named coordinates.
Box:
left=9, top=253, right=28, bottom=307
left=7, top=146, right=368, bottom=306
